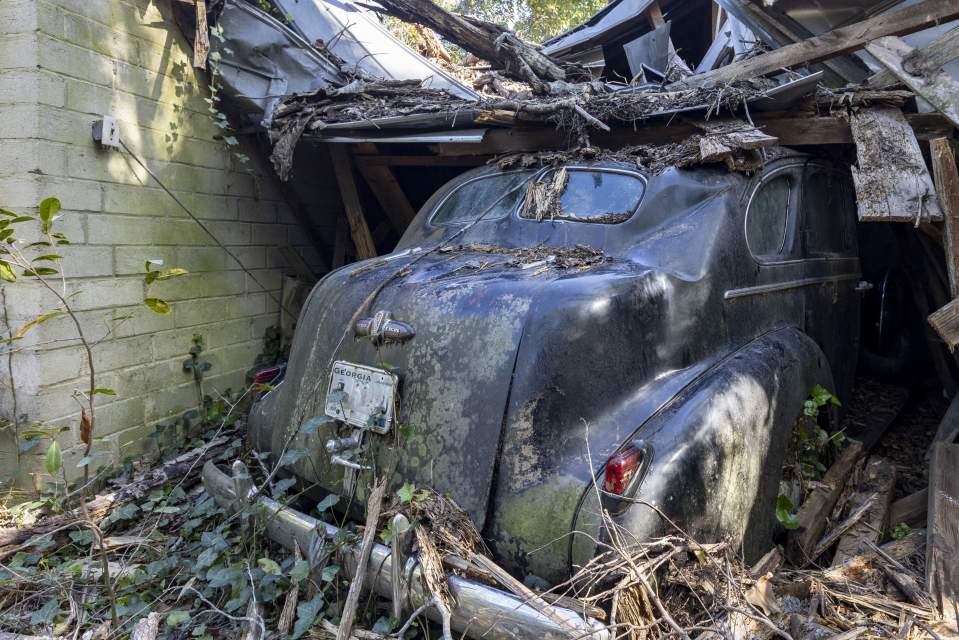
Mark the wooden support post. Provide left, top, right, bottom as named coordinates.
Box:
left=353, top=144, right=418, bottom=233
left=831, top=457, right=896, bottom=566
left=890, top=489, right=929, bottom=529
left=329, top=145, right=377, bottom=261
left=647, top=1, right=665, bottom=29
left=933, top=391, right=959, bottom=445
left=679, top=0, right=959, bottom=88
left=850, top=108, right=943, bottom=222
left=866, top=37, right=959, bottom=129
left=193, top=0, right=209, bottom=69
left=927, top=443, right=959, bottom=633
left=332, top=215, right=349, bottom=268
left=932, top=138, right=959, bottom=298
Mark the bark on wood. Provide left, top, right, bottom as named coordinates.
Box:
left=869, top=26, right=959, bottom=89
left=329, top=145, right=377, bottom=260
left=932, top=138, right=959, bottom=299
left=336, top=479, right=387, bottom=640
left=890, top=489, right=929, bottom=528
left=679, top=0, right=959, bottom=88
left=832, top=457, right=897, bottom=565
left=850, top=107, right=943, bottom=222
left=927, top=443, right=959, bottom=631
left=787, top=440, right=865, bottom=565
left=0, top=435, right=233, bottom=552
left=881, top=564, right=929, bottom=606
left=372, top=0, right=574, bottom=91
left=193, top=0, right=209, bottom=69
left=866, top=36, right=959, bottom=129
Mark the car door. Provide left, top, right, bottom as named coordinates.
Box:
left=798, top=162, right=861, bottom=403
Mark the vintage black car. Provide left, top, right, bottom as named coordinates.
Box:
left=205, top=152, right=861, bottom=639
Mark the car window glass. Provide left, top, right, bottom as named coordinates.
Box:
left=746, top=174, right=792, bottom=258
left=431, top=172, right=532, bottom=226
left=805, top=170, right=852, bottom=255
left=519, top=169, right=644, bottom=223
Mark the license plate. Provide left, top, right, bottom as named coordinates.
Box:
left=325, top=361, right=398, bottom=433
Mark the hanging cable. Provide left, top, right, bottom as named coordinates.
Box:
left=118, top=138, right=297, bottom=317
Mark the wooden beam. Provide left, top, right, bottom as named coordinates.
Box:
left=332, top=215, right=349, bottom=268
left=850, top=107, right=943, bottom=222
left=929, top=297, right=959, bottom=351
left=351, top=144, right=418, bottom=234
left=831, top=457, right=896, bottom=566
left=353, top=154, right=489, bottom=167
left=647, top=1, right=665, bottom=29
left=932, top=138, right=959, bottom=298
left=933, top=390, right=959, bottom=445
left=679, top=0, right=959, bottom=88
left=927, top=443, right=959, bottom=632
left=329, top=144, right=377, bottom=261
left=890, top=489, right=929, bottom=528
left=193, top=0, right=209, bottom=69
left=869, top=26, right=959, bottom=89
left=866, top=36, right=959, bottom=128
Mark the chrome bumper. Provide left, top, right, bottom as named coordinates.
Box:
left=201, top=461, right=608, bottom=640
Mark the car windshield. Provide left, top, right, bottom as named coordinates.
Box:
left=431, top=171, right=533, bottom=226
left=519, top=169, right=644, bottom=224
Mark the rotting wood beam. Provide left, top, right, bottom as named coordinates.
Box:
left=678, top=0, right=959, bottom=88
left=352, top=144, right=418, bottom=233
left=647, top=1, right=665, bottom=29
left=866, top=36, right=959, bottom=128
left=193, top=0, right=209, bottom=69
left=890, top=489, right=929, bottom=529
left=932, top=387, right=959, bottom=445
left=869, top=26, right=959, bottom=89
left=927, top=443, right=959, bottom=633
left=929, top=298, right=959, bottom=352
left=850, top=107, right=943, bottom=222
left=329, top=145, right=378, bottom=261
left=931, top=138, right=959, bottom=297
left=831, top=457, right=896, bottom=566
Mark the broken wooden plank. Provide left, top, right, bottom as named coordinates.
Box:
left=680, top=0, right=959, bottom=88
left=932, top=138, right=959, bottom=298
left=927, top=443, right=959, bottom=632
left=824, top=528, right=926, bottom=582
left=815, top=493, right=878, bottom=561
left=336, top=479, right=387, bottom=640
left=869, top=26, right=959, bottom=89
left=193, top=0, right=209, bottom=69
left=929, top=297, right=959, bottom=352
left=329, top=145, right=377, bottom=261
left=866, top=36, right=959, bottom=129
left=832, top=457, right=897, bottom=565
left=890, top=489, right=929, bottom=529
left=787, top=440, right=865, bottom=565
left=850, top=107, right=943, bottom=222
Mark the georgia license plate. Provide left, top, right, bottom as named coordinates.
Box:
left=325, top=361, right=398, bottom=433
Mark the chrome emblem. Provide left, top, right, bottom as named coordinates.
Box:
left=354, top=310, right=415, bottom=345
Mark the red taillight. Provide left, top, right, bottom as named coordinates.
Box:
left=253, top=365, right=282, bottom=385
left=604, top=445, right=644, bottom=495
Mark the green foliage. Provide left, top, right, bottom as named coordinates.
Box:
left=775, top=494, right=799, bottom=530
left=891, top=522, right=911, bottom=540
left=43, top=441, right=62, bottom=477
left=450, top=0, right=605, bottom=45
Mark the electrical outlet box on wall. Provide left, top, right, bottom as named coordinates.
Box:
left=92, top=116, right=121, bottom=149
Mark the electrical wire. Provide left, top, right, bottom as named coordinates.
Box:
left=117, top=138, right=296, bottom=317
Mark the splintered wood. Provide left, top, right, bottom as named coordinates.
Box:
left=927, top=443, right=959, bottom=633
left=831, top=457, right=896, bottom=565
left=850, top=107, right=943, bottom=222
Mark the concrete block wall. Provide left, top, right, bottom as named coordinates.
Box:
left=0, top=0, right=329, bottom=491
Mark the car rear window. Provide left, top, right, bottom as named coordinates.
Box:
left=430, top=172, right=533, bottom=226
left=520, top=169, right=645, bottom=223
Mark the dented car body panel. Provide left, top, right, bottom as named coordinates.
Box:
left=249, top=155, right=861, bottom=584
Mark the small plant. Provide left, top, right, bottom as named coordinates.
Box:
left=183, top=334, right=212, bottom=415
left=891, top=522, right=911, bottom=540
left=775, top=494, right=800, bottom=530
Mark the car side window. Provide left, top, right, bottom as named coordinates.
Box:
left=803, top=169, right=855, bottom=256
left=746, top=173, right=793, bottom=259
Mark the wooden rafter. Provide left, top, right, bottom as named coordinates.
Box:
left=329, top=145, right=378, bottom=261
left=868, top=26, right=959, bottom=89
left=352, top=143, right=418, bottom=233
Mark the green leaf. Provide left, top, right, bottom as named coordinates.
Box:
left=165, top=610, right=191, bottom=627
left=321, top=564, right=338, bottom=583
left=23, top=267, right=58, bottom=276
left=44, top=440, right=62, bottom=476
left=153, top=505, right=180, bottom=514
left=775, top=494, right=799, bottom=530
left=397, top=481, right=416, bottom=503
left=279, top=448, right=308, bottom=467
left=14, top=310, right=63, bottom=339
left=33, top=254, right=62, bottom=262
left=289, top=559, right=310, bottom=582
left=8, top=215, right=33, bottom=223
left=292, top=594, right=324, bottom=639
left=143, top=298, right=171, bottom=315
left=39, top=197, right=61, bottom=223
left=257, top=557, right=282, bottom=575
left=0, top=209, right=18, bottom=217
left=0, top=261, right=15, bottom=283
left=316, top=493, right=339, bottom=512
left=301, top=416, right=326, bottom=435
left=93, top=387, right=116, bottom=396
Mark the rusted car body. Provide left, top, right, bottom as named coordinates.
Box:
left=206, top=152, right=861, bottom=639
